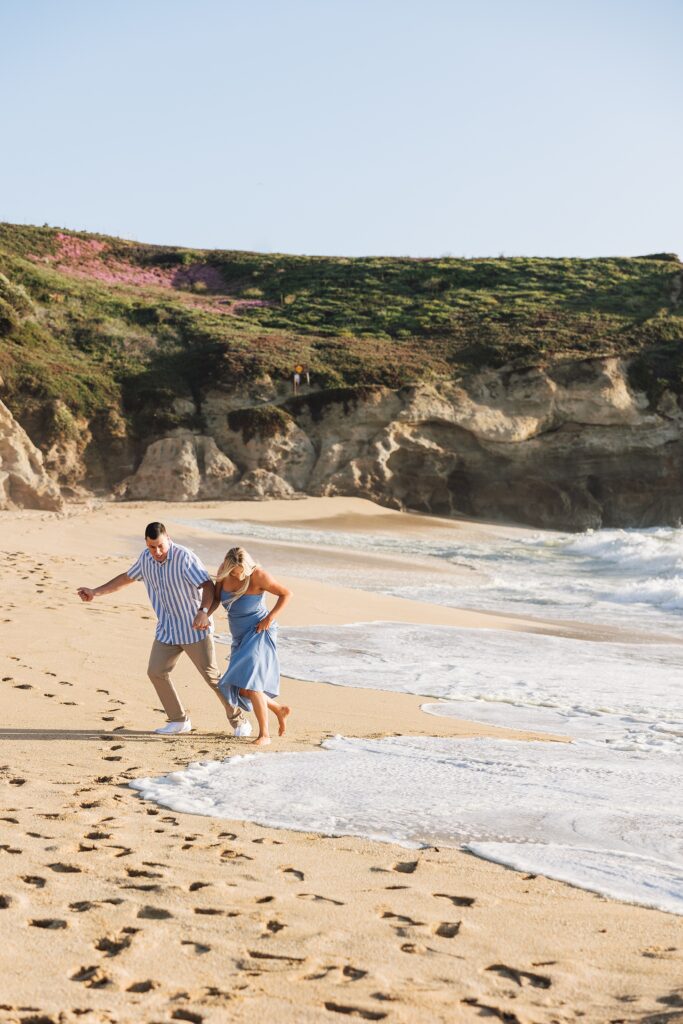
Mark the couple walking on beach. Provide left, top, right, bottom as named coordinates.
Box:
left=77, top=522, right=292, bottom=746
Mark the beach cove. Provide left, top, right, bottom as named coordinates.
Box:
left=1, top=497, right=682, bottom=1024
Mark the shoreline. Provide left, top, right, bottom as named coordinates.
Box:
left=1, top=497, right=681, bottom=1023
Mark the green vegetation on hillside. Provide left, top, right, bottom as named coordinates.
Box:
left=0, top=222, right=681, bottom=448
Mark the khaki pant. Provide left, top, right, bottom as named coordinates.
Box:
left=147, top=636, right=245, bottom=728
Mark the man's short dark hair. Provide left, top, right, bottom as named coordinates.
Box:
left=145, top=522, right=167, bottom=540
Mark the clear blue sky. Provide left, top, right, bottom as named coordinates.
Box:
left=1, top=0, right=681, bottom=258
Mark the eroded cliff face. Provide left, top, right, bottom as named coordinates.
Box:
left=0, top=400, right=63, bottom=512
left=5, top=356, right=683, bottom=529
left=166, top=356, right=681, bottom=530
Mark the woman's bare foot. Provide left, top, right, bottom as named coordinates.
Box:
left=275, top=705, right=291, bottom=737
left=252, top=735, right=271, bottom=747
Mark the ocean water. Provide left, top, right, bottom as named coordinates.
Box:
left=131, top=734, right=683, bottom=915
left=276, top=623, right=683, bottom=755
left=192, top=517, right=683, bottom=632
left=138, top=515, right=683, bottom=914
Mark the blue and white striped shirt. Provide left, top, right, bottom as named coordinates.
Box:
left=127, top=542, right=214, bottom=645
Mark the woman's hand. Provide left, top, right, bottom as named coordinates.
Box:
left=192, top=609, right=211, bottom=630
left=255, top=615, right=273, bottom=633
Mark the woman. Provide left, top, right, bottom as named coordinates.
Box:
left=211, top=546, right=292, bottom=746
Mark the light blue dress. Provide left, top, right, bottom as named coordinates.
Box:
left=218, top=591, right=280, bottom=713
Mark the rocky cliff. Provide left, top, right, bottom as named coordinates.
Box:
left=2, top=224, right=682, bottom=529
left=0, top=399, right=63, bottom=512
left=117, top=356, right=683, bottom=530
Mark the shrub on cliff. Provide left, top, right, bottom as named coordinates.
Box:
left=227, top=404, right=293, bottom=442
left=0, top=297, right=19, bottom=336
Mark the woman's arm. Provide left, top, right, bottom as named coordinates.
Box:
left=254, top=568, right=292, bottom=632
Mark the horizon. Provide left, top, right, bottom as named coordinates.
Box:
left=3, top=219, right=680, bottom=263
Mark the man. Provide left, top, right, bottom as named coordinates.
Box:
left=77, top=522, right=251, bottom=737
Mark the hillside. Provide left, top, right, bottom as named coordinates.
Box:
left=1, top=222, right=683, bottom=526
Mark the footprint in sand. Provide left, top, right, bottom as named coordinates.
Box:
left=0, top=895, right=12, bottom=908
left=433, top=921, right=461, bottom=938
left=434, top=892, right=475, bottom=907
left=181, top=940, right=211, bottom=955
left=381, top=911, right=425, bottom=927
left=48, top=863, right=82, bottom=873
left=342, top=966, right=368, bottom=980
left=324, top=1003, right=387, bottom=1021
left=392, top=860, right=418, bottom=874
left=71, top=965, right=112, bottom=988
left=137, top=905, right=173, bottom=920
left=281, top=867, right=304, bottom=881
left=96, top=929, right=138, bottom=956
left=297, top=893, right=345, bottom=906
left=22, top=876, right=46, bottom=888
left=127, top=979, right=159, bottom=992
left=189, top=882, right=211, bottom=892
left=485, top=963, right=552, bottom=988
left=171, top=1010, right=204, bottom=1023
left=31, top=918, right=68, bottom=930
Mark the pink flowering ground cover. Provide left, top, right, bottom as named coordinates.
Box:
left=40, top=233, right=224, bottom=291
left=29, top=233, right=276, bottom=316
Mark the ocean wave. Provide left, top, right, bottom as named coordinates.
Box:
left=131, top=734, right=683, bottom=915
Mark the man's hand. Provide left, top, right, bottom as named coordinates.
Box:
left=192, top=609, right=210, bottom=630
left=255, top=615, right=273, bottom=634
left=77, top=587, right=96, bottom=602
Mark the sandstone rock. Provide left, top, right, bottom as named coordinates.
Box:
left=229, top=469, right=295, bottom=500
left=0, top=400, right=64, bottom=511
left=123, top=435, right=238, bottom=501
left=204, top=397, right=316, bottom=490
left=282, top=359, right=683, bottom=529
left=64, top=354, right=683, bottom=528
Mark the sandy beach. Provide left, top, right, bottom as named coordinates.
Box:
left=1, top=497, right=681, bottom=1024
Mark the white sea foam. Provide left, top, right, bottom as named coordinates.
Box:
left=278, top=622, right=683, bottom=754
left=190, top=517, right=683, bottom=631
left=131, top=734, right=683, bottom=915
left=169, top=515, right=683, bottom=912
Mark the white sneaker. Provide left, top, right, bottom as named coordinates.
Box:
left=155, top=719, right=192, bottom=735
left=233, top=720, right=252, bottom=738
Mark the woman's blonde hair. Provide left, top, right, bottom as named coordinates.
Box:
left=215, top=546, right=258, bottom=602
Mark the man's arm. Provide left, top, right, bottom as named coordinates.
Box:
left=77, top=573, right=135, bottom=602
left=192, top=579, right=215, bottom=630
